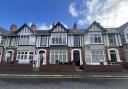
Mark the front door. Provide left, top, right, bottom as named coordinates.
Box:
left=73, top=50, right=80, bottom=66
left=39, top=51, right=45, bottom=65
left=110, top=50, right=117, bottom=62
left=6, top=51, right=13, bottom=63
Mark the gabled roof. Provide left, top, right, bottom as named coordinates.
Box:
left=36, top=30, right=50, bottom=35
left=15, top=23, right=34, bottom=34
left=86, top=21, right=106, bottom=32
left=68, top=29, right=85, bottom=35
left=118, top=21, right=128, bottom=31
left=0, top=27, right=9, bottom=35
left=50, top=22, right=68, bottom=32
left=105, top=28, right=119, bottom=34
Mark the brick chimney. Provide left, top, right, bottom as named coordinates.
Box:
left=31, top=23, right=36, bottom=32
left=10, top=24, right=17, bottom=32
left=73, top=22, right=77, bottom=30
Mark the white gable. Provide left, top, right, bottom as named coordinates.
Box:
left=89, top=24, right=102, bottom=31
left=52, top=25, right=66, bottom=32
left=17, top=27, right=33, bottom=35
left=123, top=26, right=128, bottom=33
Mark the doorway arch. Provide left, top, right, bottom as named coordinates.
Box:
left=38, top=49, right=46, bottom=65
left=6, top=50, right=14, bottom=63
left=108, top=48, right=120, bottom=62
left=71, top=49, right=83, bottom=65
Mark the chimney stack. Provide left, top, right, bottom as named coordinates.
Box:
left=31, top=23, right=36, bottom=31
left=10, top=24, right=17, bottom=32
left=73, top=22, right=77, bottom=30
left=52, top=22, right=56, bottom=27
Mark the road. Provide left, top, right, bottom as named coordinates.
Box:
left=0, top=78, right=127, bottom=89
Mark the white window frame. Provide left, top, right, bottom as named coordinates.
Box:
left=51, top=34, right=67, bottom=45
left=90, top=33, right=102, bottom=44
left=74, top=35, right=80, bottom=46
left=50, top=50, right=68, bottom=64
left=17, top=51, right=34, bottom=63
left=85, top=50, right=104, bottom=65
left=108, top=34, right=116, bottom=46
left=40, top=36, right=47, bottom=47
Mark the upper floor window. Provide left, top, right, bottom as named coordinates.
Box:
left=10, top=38, right=15, bottom=46
left=51, top=34, right=67, bottom=45
left=40, top=36, right=47, bottom=47
left=74, top=36, right=80, bottom=46
left=1, top=37, right=4, bottom=45
left=108, top=34, right=116, bottom=46
left=126, top=34, right=128, bottom=39
left=90, top=34, right=102, bottom=43
left=20, top=35, right=29, bottom=45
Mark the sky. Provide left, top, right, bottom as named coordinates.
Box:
left=0, top=0, right=128, bottom=30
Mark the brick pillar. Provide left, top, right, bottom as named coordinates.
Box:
left=118, top=47, right=126, bottom=62
left=105, top=48, right=109, bottom=63
left=46, top=48, right=50, bottom=64
left=68, top=48, right=71, bottom=63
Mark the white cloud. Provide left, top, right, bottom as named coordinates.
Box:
left=69, top=0, right=128, bottom=28
left=28, top=22, right=68, bottom=30
left=28, top=22, right=52, bottom=30
left=69, top=2, right=78, bottom=17
left=37, top=23, right=52, bottom=30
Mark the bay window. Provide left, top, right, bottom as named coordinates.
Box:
left=90, top=34, right=102, bottom=43
left=91, top=50, right=104, bottom=63
left=17, top=51, right=34, bottom=63
left=20, top=35, right=29, bottom=45
left=74, top=36, right=80, bottom=46
left=108, top=34, right=116, bottom=46
left=40, top=36, right=47, bottom=47
left=51, top=34, right=67, bottom=45
left=86, top=50, right=104, bottom=64
left=29, top=52, right=34, bottom=62
left=10, top=38, right=15, bottom=46
left=1, top=37, right=5, bottom=45
left=50, top=50, right=67, bottom=64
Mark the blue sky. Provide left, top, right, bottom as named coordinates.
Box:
left=0, top=0, right=128, bottom=30
left=0, top=0, right=77, bottom=30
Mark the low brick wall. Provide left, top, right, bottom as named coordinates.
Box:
left=84, top=64, right=123, bottom=72
left=121, top=62, right=128, bottom=69
left=39, top=64, right=75, bottom=72
left=0, top=64, right=33, bottom=71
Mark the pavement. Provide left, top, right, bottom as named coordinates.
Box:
left=0, top=71, right=128, bottom=78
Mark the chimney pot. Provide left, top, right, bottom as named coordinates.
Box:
left=10, top=24, right=17, bottom=32
left=31, top=23, right=36, bottom=31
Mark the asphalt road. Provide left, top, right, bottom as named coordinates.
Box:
left=0, top=78, right=127, bottom=89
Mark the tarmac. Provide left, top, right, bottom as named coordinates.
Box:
left=0, top=71, right=128, bottom=79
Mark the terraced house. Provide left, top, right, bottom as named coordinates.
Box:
left=0, top=21, right=128, bottom=71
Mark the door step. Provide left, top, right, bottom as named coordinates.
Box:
left=33, top=67, right=39, bottom=72
left=75, top=66, right=83, bottom=71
